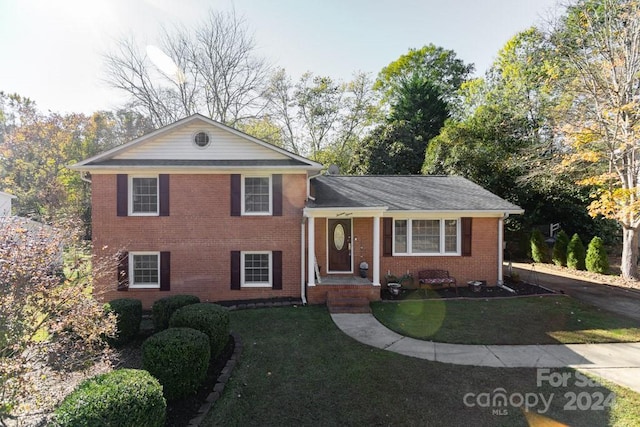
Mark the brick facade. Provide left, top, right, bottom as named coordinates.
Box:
left=93, top=173, right=307, bottom=309
left=312, top=216, right=500, bottom=287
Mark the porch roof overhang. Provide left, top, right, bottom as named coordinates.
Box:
left=303, top=206, right=388, bottom=218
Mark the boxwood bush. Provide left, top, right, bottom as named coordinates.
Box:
left=54, top=369, right=165, bottom=427
left=169, top=303, right=229, bottom=358
left=142, top=327, right=210, bottom=400
left=104, top=298, right=142, bottom=346
left=152, top=294, right=200, bottom=331
left=552, top=230, right=569, bottom=267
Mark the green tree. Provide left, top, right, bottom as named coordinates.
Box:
left=374, top=43, right=474, bottom=108
left=567, top=233, right=586, bottom=270
left=586, top=236, right=609, bottom=274
left=530, top=229, right=550, bottom=263
left=552, top=230, right=570, bottom=266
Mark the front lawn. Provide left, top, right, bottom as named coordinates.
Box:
left=371, top=295, right=640, bottom=345
left=204, top=305, right=640, bottom=426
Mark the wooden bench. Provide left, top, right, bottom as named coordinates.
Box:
left=418, top=269, right=458, bottom=295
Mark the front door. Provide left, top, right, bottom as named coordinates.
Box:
left=328, top=219, right=352, bottom=272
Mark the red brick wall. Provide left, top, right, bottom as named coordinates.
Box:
left=93, top=173, right=307, bottom=309
left=380, top=217, right=500, bottom=286
left=312, top=216, right=500, bottom=286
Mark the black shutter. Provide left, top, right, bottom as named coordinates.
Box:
left=117, top=251, right=129, bottom=291
left=461, top=217, right=472, bottom=257
left=160, top=252, right=171, bottom=291
left=272, top=251, right=282, bottom=290
left=272, top=174, right=282, bottom=216
left=383, top=218, right=393, bottom=257
left=117, top=174, right=128, bottom=217
left=230, top=175, right=241, bottom=216
left=230, top=251, right=241, bottom=290
left=159, top=174, right=170, bottom=216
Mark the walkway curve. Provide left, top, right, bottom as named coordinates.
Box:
left=331, top=313, right=640, bottom=393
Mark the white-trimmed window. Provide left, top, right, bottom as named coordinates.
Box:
left=129, top=176, right=158, bottom=215
left=394, top=219, right=460, bottom=255
left=241, top=251, right=271, bottom=287
left=242, top=176, right=271, bottom=215
left=129, top=252, right=160, bottom=288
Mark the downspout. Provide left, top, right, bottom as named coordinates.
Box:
left=301, top=216, right=307, bottom=305
left=498, top=213, right=509, bottom=285
left=80, top=171, right=92, bottom=183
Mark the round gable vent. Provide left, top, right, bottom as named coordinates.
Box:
left=193, top=131, right=210, bottom=148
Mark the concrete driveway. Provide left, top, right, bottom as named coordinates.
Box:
left=507, top=262, right=640, bottom=322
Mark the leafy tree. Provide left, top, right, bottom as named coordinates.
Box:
left=586, top=236, right=609, bottom=274
left=354, top=77, right=448, bottom=175
left=104, top=9, right=269, bottom=126
left=530, top=229, right=550, bottom=263
left=0, top=218, right=117, bottom=423
left=552, top=230, right=570, bottom=266
left=374, top=43, right=474, bottom=108
left=567, top=233, right=586, bottom=270
left=551, top=0, right=640, bottom=279
left=353, top=44, right=470, bottom=175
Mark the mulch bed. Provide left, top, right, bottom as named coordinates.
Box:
left=381, top=281, right=554, bottom=300
left=117, top=329, right=235, bottom=427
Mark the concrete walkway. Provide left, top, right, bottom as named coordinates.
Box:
left=331, top=313, right=640, bottom=393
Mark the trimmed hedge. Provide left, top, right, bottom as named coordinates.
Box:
left=142, top=328, right=210, bottom=400
left=54, top=369, right=165, bottom=427
left=169, top=303, right=229, bottom=358
left=104, top=298, right=142, bottom=346
left=152, top=294, right=200, bottom=331
left=586, top=236, right=609, bottom=274
left=567, top=233, right=586, bottom=271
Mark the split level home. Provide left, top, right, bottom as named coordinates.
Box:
left=71, top=114, right=523, bottom=309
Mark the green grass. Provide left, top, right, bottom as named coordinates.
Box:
left=371, top=295, right=640, bottom=345
left=204, top=306, right=640, bottom=426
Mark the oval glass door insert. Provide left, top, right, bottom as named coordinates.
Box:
left=334, top=224, right=345, bottom=250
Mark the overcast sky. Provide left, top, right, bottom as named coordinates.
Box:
left=0, top=0, right=559, bottom=115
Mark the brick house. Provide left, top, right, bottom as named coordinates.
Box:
left=71, top=114, right=522, bottom=309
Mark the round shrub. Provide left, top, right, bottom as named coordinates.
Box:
left=552, top=230, right=569, bottom=267
left=54, top=369, right=165, bottom=427
left=142, top=327, right=210, bottom=400
left=530, top=229, right=549, bottom=263
left=567, top=233, right=586, bottom=271
left=104, top=298, right=142, bottom=346
left=169, top=303, right=229, bottom=358
left=152, top=294, right=200, bottom=331
left=586, top=236, right=609, bottom=274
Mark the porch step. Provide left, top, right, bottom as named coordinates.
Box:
left=326, top=292, right=371, bottom=314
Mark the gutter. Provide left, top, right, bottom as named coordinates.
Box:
left=307, top=172, right=323, bottom=201
left=80, top=171, right=92, bottom=183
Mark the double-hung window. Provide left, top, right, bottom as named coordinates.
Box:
left=241, top=251, right=271, bottom=287
left=129, top=252, right=160, bottom=288
left=242, top=176, right=271, bottom=215
left=130, top=176, right=158, bottom=215
left=394, top=219, right=460, bottom=255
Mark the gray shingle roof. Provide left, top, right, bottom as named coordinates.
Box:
left=309, top=175, right=522, bottom=212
